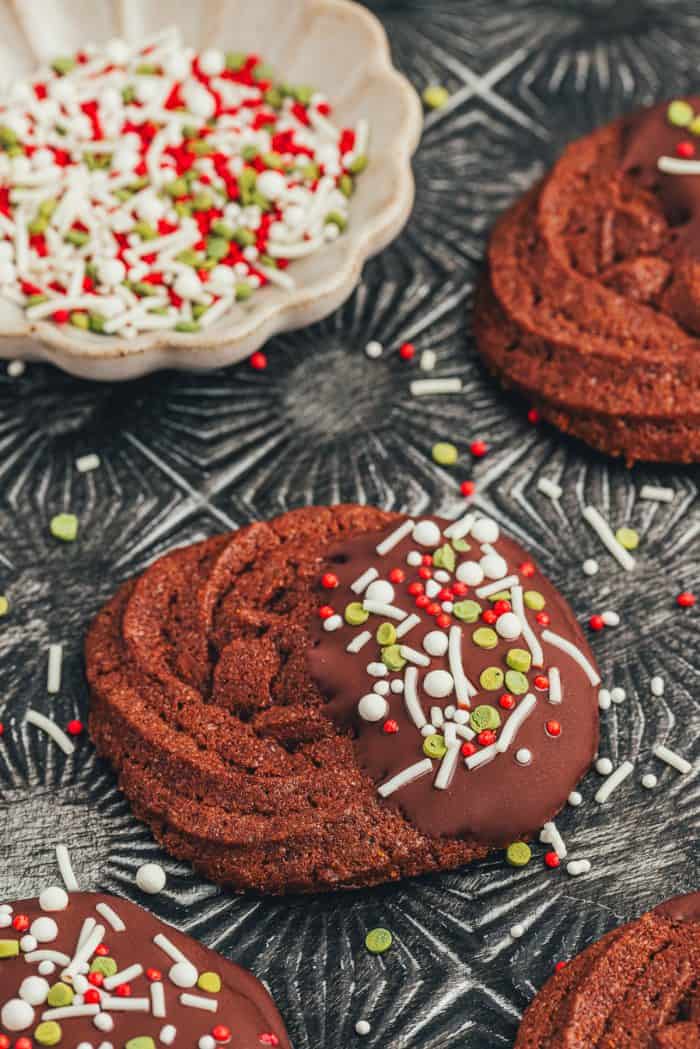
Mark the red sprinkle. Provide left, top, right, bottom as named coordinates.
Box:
left=15, top=1038, right=32, bottom=1049
left=461, top=741, right=477, bottom=757
left=451, top=582, right=468, bottom=597
left=321, top=572, right=339, bottom=589
left=66, top=719, right=83, bottom=736
left=12, top=914, right=29, bottom=932
left=250, top=351, right=268, bottom=370
left=0, top=1036, right=10, bottom=1049
left=437, top=588, right=452, bottom=602
left=115, top=983, right=131, bottom=997
left=519, top=561, right=536, bottom=578
left=211, top=1026, right=232, bottom=1044
left=407, top=582, right=424, bottom=596
left=0, top=723, right=4, bottom=737
left=383, top=719, right=399, bottom=734
left=677, top=140, right=696, bottom=158
left=499, top=694, right=516, bottom=710
left=493, top=599, right=511, bottom=616
left=533, top=675, right=549, bottom=691
left=545, top=720, right=561, bottom=737
left=426, top=602, right=441, bottom=617
left=418, top=566, right=433, bottom=580
left=544, top=851, right=560, bottom=869
left=318, top=605, right=335, bottom=620
left=421, top=554, right=433, bottom=566
left=88, top=972, right=104, bottom=987
left=145, top=968, right=162, bottom=982
left=535, top=611, right=550, bottom=627
left=527, top=408, right=540, bottom=424
left=478, top=729, right=496, bottom=746
left=84, top=989, right=101, bottom=1005
left=259, top=1037, right=280, bottom=1047
left=388, top=568, right=405, bottom=584
left=481, top=609, right=498, bottom=625
left=436, top=613, right=451, bottom=629
left=398, top=342, right=415, bottom=361
left=469, top=439, right=488, bottom=458
left=94, top=943, right=110, bottom=957
left=460, top=480, right=476, bottom=497
left=677, top=591, right=696, bottom=608
left=415, top=594, right=430, bottom=609
left=52, top=309, right=71, bottom=324
left=588, top=614, right=605, bottom=631
left=555, top=960, right=568, bottom=973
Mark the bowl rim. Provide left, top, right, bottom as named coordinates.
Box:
left=0, top=0, right=422, bottom=378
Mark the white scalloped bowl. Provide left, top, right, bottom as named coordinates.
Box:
left=0, top=0, right=421, bottom=379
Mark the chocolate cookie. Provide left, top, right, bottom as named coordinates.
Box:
left=474, top=97, right=700, bottom=464
left=515, top=892, right=700, bottom=1048
left=86, top=505, right=600, bottom=894
left=0, top=890, right=290, bottom=1049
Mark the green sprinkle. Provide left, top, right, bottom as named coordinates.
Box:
left=46, top=983, right=73, bottom=1008
left=472, top=626, right=498, bottom=649
left=487, top=590, right=511, bottom=603
left=259, top=254, right=277, bottom=269
left=240, top=145, right=259, bottom=162
left=135, top=62, right=159, bottom=75
left=51, top=56, right=76, bottom=76
left=50, top=514, right=78, bottom=542
left=211, top=220, right=235, bottom=240
left=325, top=210, right=347, bottom=231
left=6, top=144, right=24, bottom=157
left=479, top=666, right=504, bottom=691
left=338, top=174, right=354, bottom=198
left=133, top=220, right=158, bottom=241
left=365, top=928, right=393, bottom=955
left=293, top=85, right=314, bottom=105
left=506, top=842, right=532, bottom=868
left=264, top=87, right=283, bottom=109
left=174, top=320, right=201, bottom=333
left=38, top=198, right=58, bottom=218
left=114, top=188, right=134, bottom=203
left=615, top=527, right=639, bottom=551
left=0, top=939, right=19, bottom=958
left=28, top=216, right=48, bottom=235
left=0, top=126, right=17, bottom=148
left=65, top=229, right=89, bottom=247
left=690, top=115, right=700, bottom=136
left=300, top=161, right=320, bottom=181
left=235, top=282, right=253, bottom=302
left=225, top=51, right=246, bottom=71
left=88, top=312, right=106, bottom=334
left=125, top=1039, right=156, bottom=1049
left=470, top=704, right=501, bottom=732
left=69, top=311, right=89, bottom=330
left=376, top=622, right=397, bottom=646
left=423, top=733, right=447, bottom=759
left=432, top=543, right=456, bottom=572
left=192, top=191, right=214, bottom=212
left=90, top=957, right=117, bottom=977
left=523, top=591, right=545, bottom=611
left=381, top=644, right=406, bottom=671
left=192, top=303, right=208, bottom=321
left=505, top=669, right=529, bottom=695
left=432, top=442, right=458, bottom=466
left=262, top=151, right=284, bottom=170
left=253, top=62, right=275, bottom=81
left=197, top=972, right=221, bottom=994
left=0, top=595, right=8, bottom=616
left=165, top=177, right=188, bottom=198
left=452, top=600, right=481, bottom=623
left=233, top=227, right=256, bottom=247
left=34, top=1022, right=62, bottom=1046
left=506, top=648, right=532, bottom=673
left=26, top=294, right=48, bottom=308
left=239, top=168, right=257, bottom=191
left=206, top=236, right=229, bottom=261
left=345, top=602, right=369, bottom=626
left=174, top=201, right=193, bottom=218
left=348, top=154, right=368, bottom=174
left=175, top=249, right=201, bottom=267
left=667, top=99, right=694, bottom=127
left=452, top=537, right=470, bottom=552
left=422, top=84, right=450, bottom=110
left=121, top=85, right=136, bottom=104
left=131, top=281, right=158, bottom=298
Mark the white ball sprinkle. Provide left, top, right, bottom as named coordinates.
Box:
left=355, top=1020, right=371, bottom=1036
left=423, top=630, right=449, bottom=657
left=471, top=518, right=500, bottom=544
left=390, top=679, right=404, bottom=694
left=595, top=757, right=613, bottom=776
left=19, top=935, right=37, bottom=953
left=0, top=914, right=11, bottom=928
left=568, top=791, right=583, bottom=807
left=173, top=270, right=202, bottom=300
left=29, top=917, right=57, bottom=943
left=567, top=859, right=591, bottom=877
left=322, top=614, right=343, bottom=633
left=374, top=680, right=390, bottom=696
left=480, top=553, right=507, bottom=579
left=136, top=862, right=167, bottom=895
left=582, top=558, right=599, bottom=576
left=365, top=340, right=383, bottom=359
left=38, top=961, right=55, bottom=976
left=642, top=773, right=658, bottom=789
left=0, top=904, right=12, bottom=913
left=257, top=170, right=288, bottom=202
left=358, top=693, right=389, bottom=723
left=453, top=709, right=469, bottom=725
left=433, top=570, right=450, bottom=583
left=7, top=359, right=25, bottom=378
left=169, top=961, right=198, bottom=988
left=367, top=662, right=387, bottom=677
left=94, top=1012, right=114, bottom=1032
left=19, top=977, right=50, bottom=1006
left=406, top=550, right=422, bottom=566
left=420, top=724, right=436, bottom=738
left=199, top=48, right=225, bottom=77
left=510, top=924, right=525, bottom=939
left=412, top=520, right=441, bottom=548
left=456, top=560, right=484, bottom=586
left=610, top=687, right=626, bottom=704
left=1, top=999, right=34, bottom=1031
left=423, top=670, right=454, bottom=699
left=39, top=886, right=69, bottom=912
left=495, top=612, right=521, bottom=640
left=598, top=689, right=611, bottom=711
left=515, top=748, right=532, bottom=766
left=105, top=38, right=130, bottom=64
left=651, top=676, right=665, bottom=697
left=365, top=580, right=395, bottom=605
left=420, top=349, right=436, bottom=371
left=199, top=1037, right=216, bottom=1049
left=602, top=611, right=620, bottom=627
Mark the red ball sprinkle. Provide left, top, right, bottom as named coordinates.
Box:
left=115, top=983, right=131, bottom=997
left=259, top=1037, right=280, bottom=1047
left=436, top=613, right=451, bottom=629
left=588, top=614, right=605, bottom=631
left=88, top=972, right=104, bottom=988
left=321, top=572, right=339, bottom=589
left=545, top=720, right=561, bottom=737
left=146, top=968, right=162, bottom=982
left=0, top=722, right=4, bottom=737
left=677, top=591, right=696, bottom=608
left=421, top=554, right=433, bottom=566
left=15, top=1038, right=32, bottom=1049
left=383, top=719, right=399, bottom=734
left=493, top=599, right=511, bottom=616
left=66, top=719, right=83, bottom=736
left=318, top=605, right=335, bottom=620
left=250, top=351, right=267, bottom=370
left=469, top=439, right=488, bottom=458
left=407, top=582, right=424, bottom=596
left=12, top=914, right=29, bottom=932
left=418, top=566, right=433, bottom=580
left=388, top=568, right=405, bottom=584
left=519, top=561, right=536, bottom=578
left=83, top=989, right=101, bottom=1005
left=499, top=693, right=516, bottom=710
left=481, top=609, right=498, bottom=625
left=415, top=594, right=430, bottom=609
left=0, top=1036, right=9, bottom=1049
left=555, top=960, right=568, bottom=973
left=211, top=1026, right=232, bottom=1044
left=677, top=140, right=696, bottom=158
left=461, top=741, right=477, bottom=757
left=527, top=407, right=540, bottom=424
left=460, top=480, right=476, bottom=497
left=451, top=582, right=468, bottom=597
left=398, top=341, right=415, bottom=360
left=437, top=588, right=453, bottom=602
left=426, top=602, right=441, bottom=617
left=544, top=851, right=560, bottom=869
left=533, top=674, right=549, bottom=690
left=535, top=611, right=550, bottom=626
left=478, top=729, right=496, bottom=746
left=94, top=943, right=109, bottom=956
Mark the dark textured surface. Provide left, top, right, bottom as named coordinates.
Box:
left=0, top=2, right=698, bottom=1046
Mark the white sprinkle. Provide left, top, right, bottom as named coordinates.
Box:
left=47, top=643, right=63, bottom=694
left=76, top=918, right=96, bottom=953
left=443, top=723, right=457, bottom=747
left=63, top=923, right=106, bottom=982
left=582, top=506, right=635, bottom=571
left=443, top=513, right=475, bottom=541
left=358, top=694, right=388, bottom=723
left=100, top=997, right=150, bottom=1012
left=433, top=743, right=461, bottom=791
left=602, top=611, right=620, bottom=627
left=365, top=340, right=382, bottom=359
left=367, top=662, right=387, bottom=677
left=399, top=645, right=430, bottom=667
left=410, top=377, right=462, bottom=397
left=639, top=484, right=674, bottom=503
left=651, top=676, right=665, bottom=697
left=540, top=820, right=567, bottom=858
left=322, top=614, right=342, bottom=632
left=159, top=1026, right=177, bottom=1045
left=465, top=743, right=498, bottom=770
left=497, top=693, right=537, bottom=754
left=598, top=688, right=611, bottom=710
left=548, top=667, right=562, bottom=704
left=582, top=559, right=599, bottom=576
left=378, top=758, right=433, bottom=797
left=515, top=747, right=532, bottom=765
left=103, top=964, right=143, bottom=991
left=610, top=687, right=626, bottom=704
left=403, top=666, right=427, bottom=729
left=430, top=706, right=444, bottom=728
left=448, top=625, right=475, bottom=704
left=390, top=679, right=404, bottom=694
left=642, top=773, right=658, bottom=789
left=75, top=454, right=101, bottom=473
left=355, top=1020, right=371, bottom=1036
left=513, top=587, right=545, bottom=668
left=179, top=992, right=217, bottom=1012
left=153, top=933, right=189, bottom=966
left=419, top=349, right=436, bottom=372
left=55, top=845, right=79, bottom=893
left=542, top=629, right=600, bottom=685
left=653, top=744, right=692, bottom=775
left=595, top=760, right=634, bottom=803
left=361, top=600, right=406, bottom=621
left=475, top=575, right=519, bottom=600
left=350, top=567, right=378, bottom=594
left=395, top=613, right=421, bottom=639
left=135, top=862, right=165, bottom=895
left=26, top=710, right=74, bottom=756
left=568, top=791, right=582, bottom=807
left=7, top=359, right=25, bottom=378
left=346, top=631, right=371, bottom=654
left=510, top=924, right=525, bottom=939
left=455, top=723, right=475, bottom=742
left=566, top=859, right=591, bottom=877
left=658, top=154, right=700, bottom=174
left=93, top=1013, right=113, bottom=1032
left=43, top=1005, right=100, bottom=1020
left=376, top=519, right=415, bottom=556
left=24, top=950, right=71, bottom=966
left=406, top=551, right=422, bottom=567
left=94, top=903, right=124, bottom=933
left=537, top=477, right=562, bottom=500
left=596, top=757, right=613, bottom=775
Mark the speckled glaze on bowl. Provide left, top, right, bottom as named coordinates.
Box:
left=0, top=0, right=422, bottom=379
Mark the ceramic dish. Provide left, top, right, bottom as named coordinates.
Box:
left=0, top=0, right=421, bottom=380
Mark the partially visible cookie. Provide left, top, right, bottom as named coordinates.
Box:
left=515, top=892, right=700, bottom=1048
left=0, top=890, right=291, bottom=1049
left=475, top=97, right=700, bottom=464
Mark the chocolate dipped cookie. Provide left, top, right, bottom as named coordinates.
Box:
left=515, top=892, right=700, bottom=1048
left=0, top=890, right=290, bottom=1049
left=86, top=505, right=600, bottom=894
left=475, top=97, right=700, bottom=464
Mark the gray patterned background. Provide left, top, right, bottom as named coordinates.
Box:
left=0, top=2, right=698, bottom=1046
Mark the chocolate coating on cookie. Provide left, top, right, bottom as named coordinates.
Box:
left=515, top=892, right=700, bottom=1048
left=309, top=515, right=599, bottom=842
left=0, top=892, right=290, bottom=1049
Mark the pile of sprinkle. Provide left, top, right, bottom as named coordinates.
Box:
left=0, top=27, right=368, bottom=337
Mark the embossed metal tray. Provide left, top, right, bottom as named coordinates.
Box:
left=0, top=2, right=697, bottom=1047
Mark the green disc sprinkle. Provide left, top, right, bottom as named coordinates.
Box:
left=452, top=537, right=470, bottom=552
left=432, top=442, right=458, bottom=466
left=523, top=590, right=545, bottom=611
left=432, top=544, right=456, bottom=572
left=365, top=928, right=393, bottom=954
left=472, top=626, right=498, bottom=649
left=615, top=527, right=639, bottom=551
left=470, top=704, right=501, bottom=732
left=376, top=622, right=397, bottom=647
left=453, top=600, right=481, bottom=623
left=197, top=972, right=221, bottom=994
left=125, top=1039, right=156, bottom=1049
left=423, top=734, right=447, bottom=759
left=46, top=983, right=73, bottom=1008
left=506, top=648, right=532, bottom=673
left=488, top=590, right=511, bottom=603
left=667, top=99, right=694, bottom=127
left=35, top=1022, right=62, bottom=1046
left=50, top=513, right=78, bottom=542
left=422, top=84, right=450, bottom=110
left=505, top=669, right=529, bottom=695
left=381, top=644, right=406, bottom=671
left=345, top=602, right=369, bottom=626
left=0, top=595, right=8, bottom=616
left=0, top=940, right=19, bottom=958
left=506, top=842, right=532, bottom=868
left=90, top=956, right=118, bottom=977
left=690, top=115, right=700, bottom=136
left=479, top=666, right=504, bottom=691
